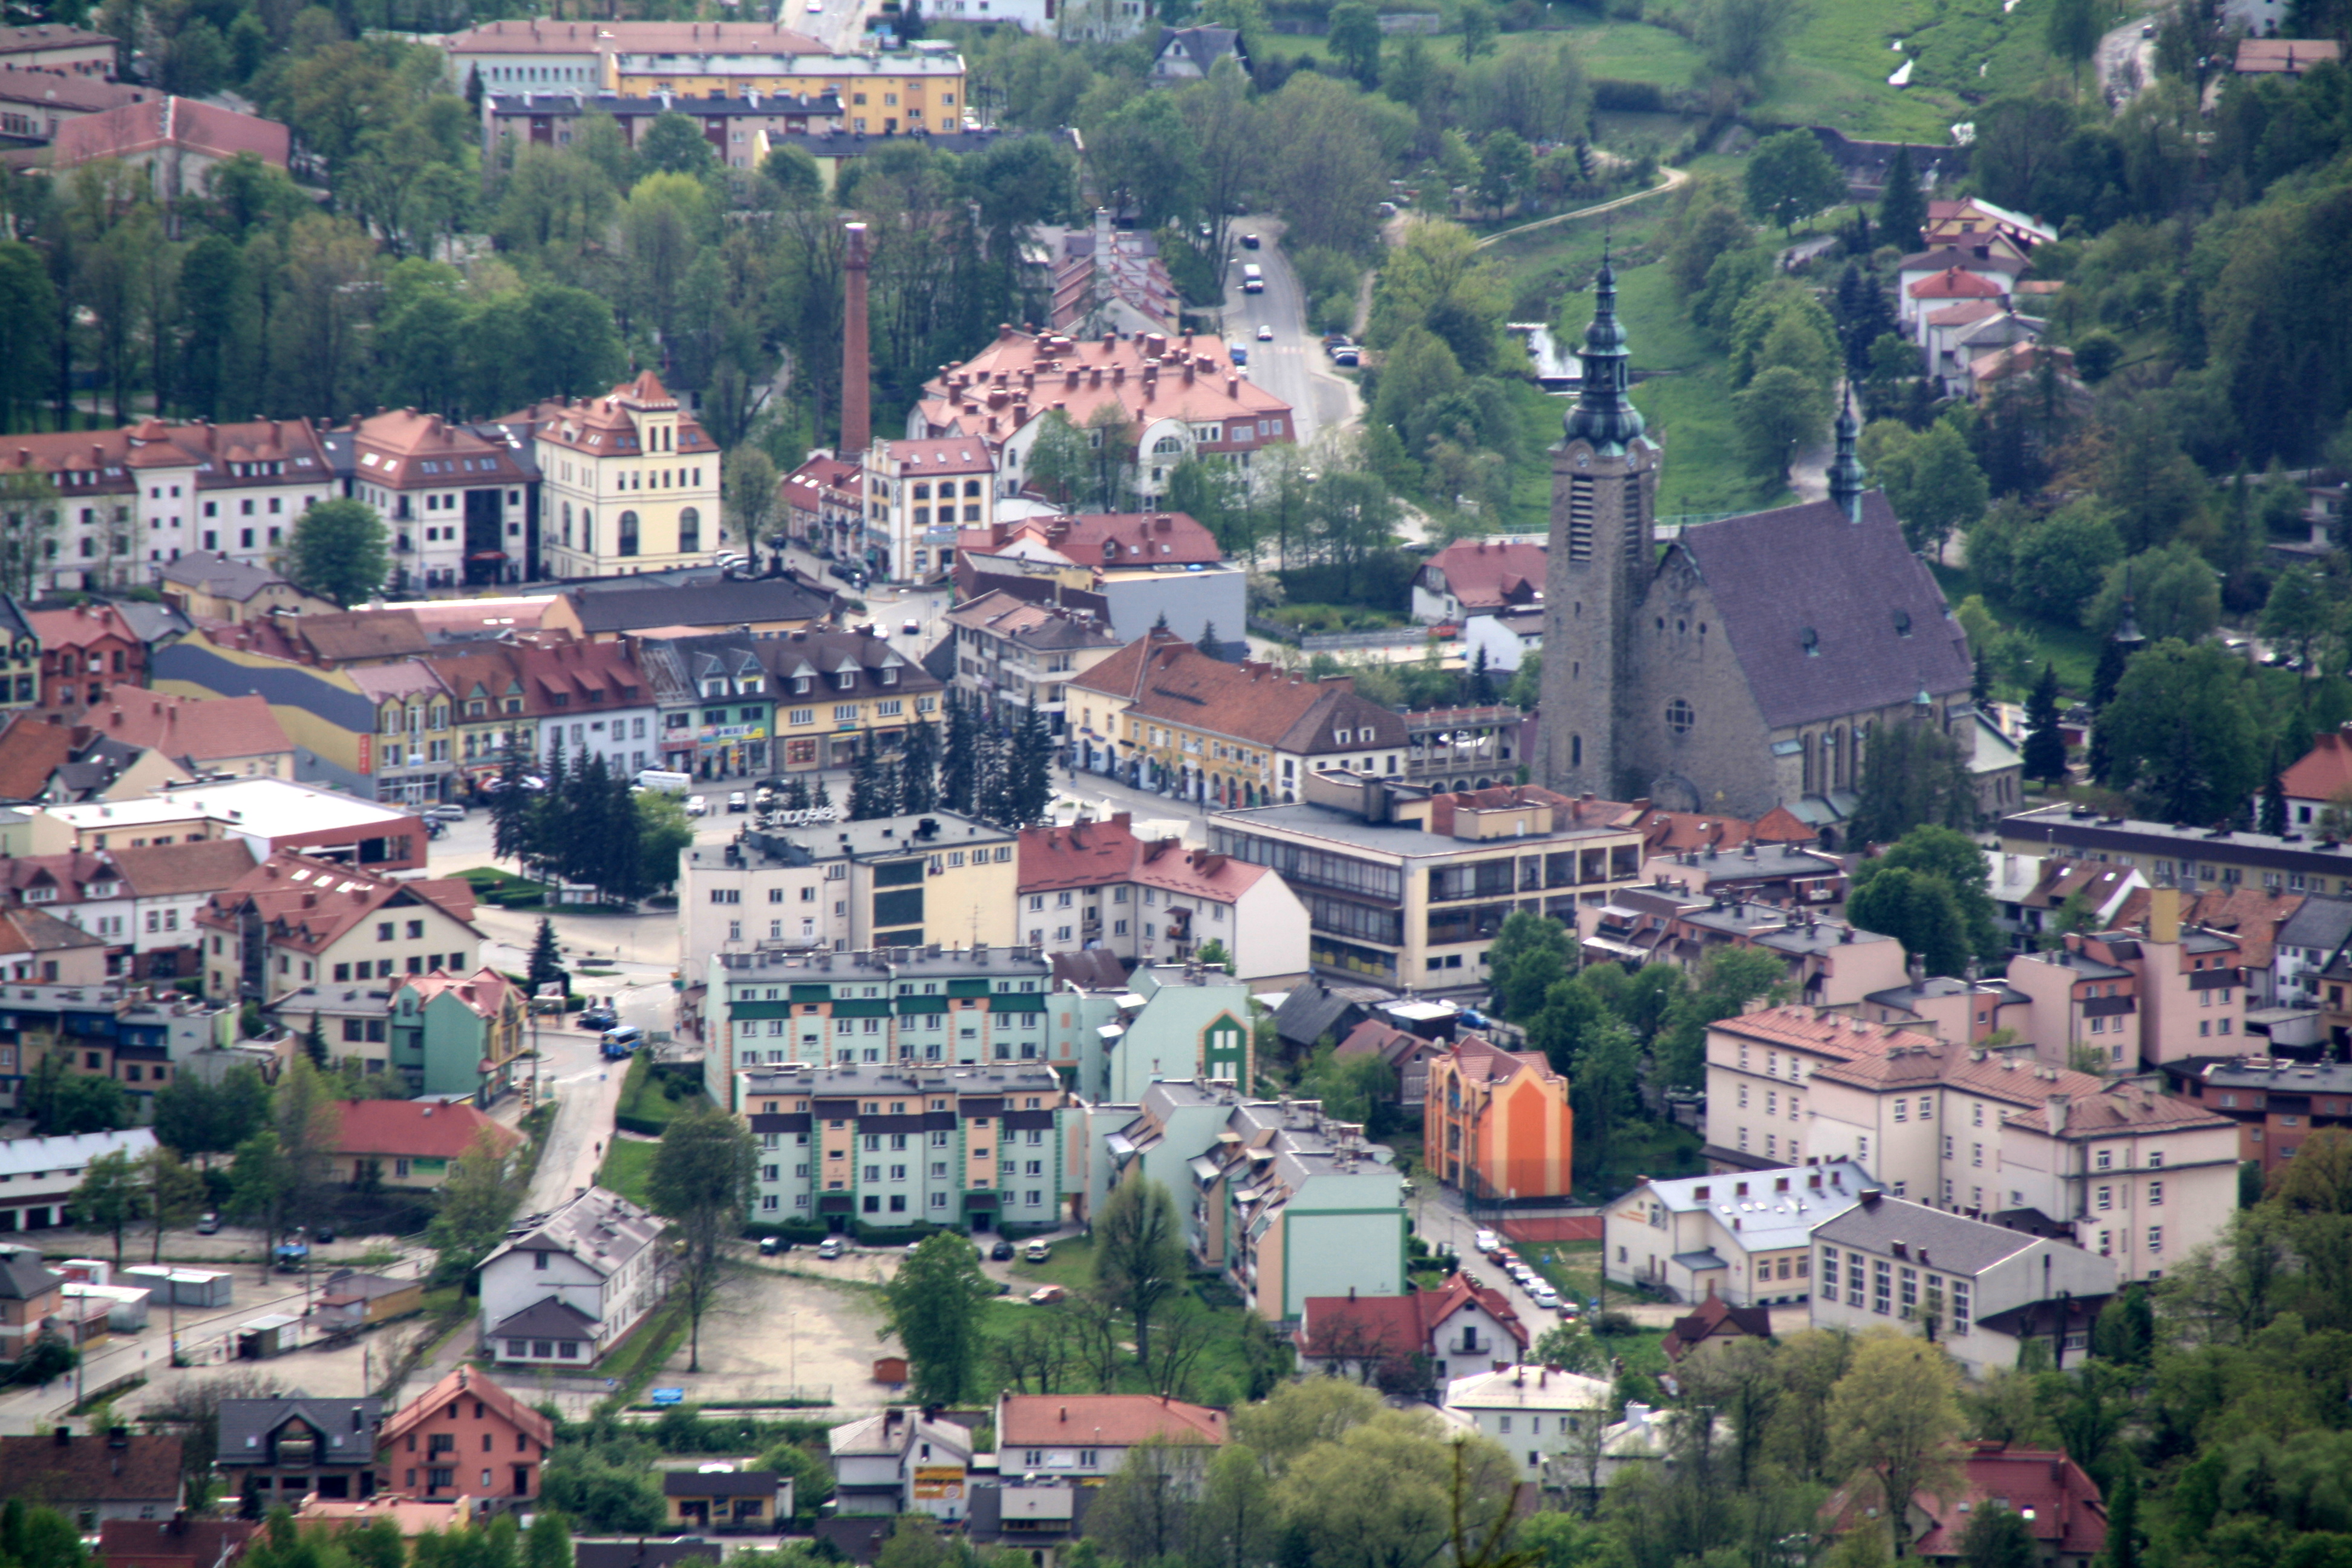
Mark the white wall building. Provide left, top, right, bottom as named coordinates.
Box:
left=1604, top=1161, right=1875, bottom=1306
left=1440, top=1366, right=1614, bottom=1485
left=0, top=1129, right=157, bottom=1232
left=477, top=1186, right=668, bottom=1368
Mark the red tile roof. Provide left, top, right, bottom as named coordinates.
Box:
left=1632, top=803, right=1816, bottom=854
left=1296, top=1272, right=1529, bottom=1361
left=197, top=852, right=479, bottom=956
left=392, top=967, right=520, bottom=1021
left=0, top=1432, right=183, bottom=1504
left=51, top=96, right=290, bottom=169
left=997, top=1394, right=1229, bottom=1448
left=103, top=838, right=259, bottom=898
left=1018, top=814, right=1270, bottom=903
left=0, top=712, right=74, bottom=799
left=381, top=1365, right=553, bottom=1451
left=500, top=371, right=717, bottom=460
left=1909, top=1446, right=2108, bottom=1560
left=1908, top=266, right=2005, bottom=301
left=99, top=1517, right=258, bottom=1568
left=333, top=1099, right=520, bottom=1162
left=0, top=904, right=108, bottom=956
left=1070, top=631, right=1403, bottom=755
left=1417, top=538, right=1548, bottom=615
left=1661, top=1289, right=1771, bottom=1362
left=1438, top=1033, right=1554, bottom=1086
left=350, top=410, right=530, bottom=491
left=2282, top=729, right=2352, bottom=803
left=2105, top=885, right=2301, bottom=974
left=0, top=417, right=328, bottom=498
left=73, top=685, right=292, bottom=765
left=1711, top=1004, right=1938, bottom=1062
left=918, top=327, right=1291, bottom=448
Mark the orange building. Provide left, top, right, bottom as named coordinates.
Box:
left=1425, top=1034, right=1573, bottom=1203
left=378, top=1366, right=553, bottom=1503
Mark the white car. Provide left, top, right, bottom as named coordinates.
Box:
left=817, top=1236, right=845, bottom=1259
left=685, top=795, right=708, bottom=817
left=1532, top=1285, right=1562, bottom=1311
left=1256, top=323, right=1273, bottom=341
left=1474, top=1229, right=1500, bottom=1254
left=727, top=791, right=750, bottom=812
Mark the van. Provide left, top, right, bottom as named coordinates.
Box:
left=1241, top=263, right=1264, bottom=294
left=634, top=769, right=693, bottom=793
left=601, top=1025, right=645, bottom=1059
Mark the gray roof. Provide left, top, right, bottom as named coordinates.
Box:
left=636, top=632, right=765, bottom=707
left=566, top=578, right=834, bottom=635
left=662, top=1469, right=779, bottom=1497
left=1810, top=1194, right=2040, bottom=1277
left=0, top=1246, right=61, bottom=1302
left=156, top=553, right=286, bottom=601
left=0, top=593, right=30, bottom=647
left=215, top=1396, right=384, bottom=1467
left=108, top=597, right=192, bottom=647
left=1274, top=976, right=1385, bottom=1050
left=484, top=1186, right=665, bottom=1281
left=572, top=1541, right=719, bottom=1568
left=2278, top=894, right=2352, bottom=956
left=756, top=627, right=942, bottom=702
left=488, top=1296, right=599, bottom=1341
left=1154, top=24, right=1243, bottom=71
left=1673, top=491, right=1972, bottom=731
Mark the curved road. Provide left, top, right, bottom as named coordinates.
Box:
left=1474, top=166, right=1692, bottom=250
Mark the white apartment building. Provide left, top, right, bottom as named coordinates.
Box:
left=862, top=436, right=996, bottom=583
left=1604, top=1161, right=1875, bottom=1305
left=1440, top=1367, right=1615, bottom=1485
left=477, top=1186, right=669, bottom=1367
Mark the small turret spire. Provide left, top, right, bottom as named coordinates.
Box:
left=1828, top=385, right=1865, bottom=522
left=2112, top=562, right=2146, bottom=650
left=1564, top=236, right=1646, bottom=452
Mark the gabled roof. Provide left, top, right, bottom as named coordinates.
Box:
left=51, top=96, right=288, bottom=169
left=1272, top=976, right=1383, bottom=1050
left=0, top=1432, right=183, bottom=1503
left=997, top=1394, right=1228, bottom=1448
left=1662, top=1290, right=1772, bottom=1362
left=662, top=1469, right=780, bottom=1498
left=0, top=1244, right=64, bottom=1302
left=1909, top=1445, right=2108, bottom=1560
left=0, top=904, right=108, bottom=956
left=348, top=410, right=528, bottom=490
left=0, top=713, right=75, bottom=801
left=103, top=838, right=258, bottom=898
left=1812, top=1194, right=2041, bottom=1276
left=1298, top=1272, right=1529, bottom=1359
left=2276, top=893, right=2352, bottom=958
left=1018, top=814, right=1272, bottom=905
left=945, top=592, right=1122, bottom=653
left=1435, top=1033, right=1556, bottom=1088
left=98, top=1518, right=260, bottom=1567
left=1153, top=24, right=1243, bottom=71
left=393, top=967, right=519, bottom=1022
left=1671, top=492, right=1971, bottom=730
left=2281, top=729, right=2352, bottom=802
left=74, top=685, right=292, bottom=764
left=918, top=327, right=1289, bottom=446
left=1333, top=1018, right=1437, bottom=1071
left=1069, top=632, right=1403, bottom=754
left=1898, top=245, right=2030, bottom=275
left=1907, top=267, right=2005, bottom=301
left=381, top=1367, right=554, bottom=1451
left=157, top=552, right=295, bottom=602
left=335, top=1099, right=518, bottom=1162
left=215, top=1396, right=384, bottom=1466
left=198, top=852, right=479, bottom=957
left=482, top=1184, right=664, bottom=1281
left=486, top=1296, right=599, bottom=1341
left=753, top=627, right=941, bottom=699
left=27, top=599, right=140, bottom=651
left=1416, top=538, right=1548, bottom=614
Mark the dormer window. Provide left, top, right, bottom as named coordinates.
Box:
left=24, top=886, right=55, bottom=903
left=741, top=678, right=763, bottom=693
left=794, top=676, right=811, bottom=694
left=704, top=680, right=727, bottom=698
left=836, top=671, right=855, bottom=691
left=88, top=883, right=116, bottom=899
left=1334, top=729, right=1351, bottom=745
left=880, top=667, right=897, bottom=685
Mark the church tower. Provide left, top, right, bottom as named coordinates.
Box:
left=1540, top=246, right=1661, bottom=798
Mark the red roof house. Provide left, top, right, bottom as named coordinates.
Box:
left=332, top=1099, right=520, bottom=1189
left=1660, top=1285, right=1771, bottom=1362
left=100, top=1518, right=260, bottom=1568
left=1906, top=1445, right=2108, bottom=1567
left=1296, top=1272, right=1529, bottom=1385
left=1412, top=538, right=1549, bottom=622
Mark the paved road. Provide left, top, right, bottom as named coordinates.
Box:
left=2096, top=11, right=2158, bottom=105
left=1473, top=167, right=1691, bottom=251
left=1410, top=1184, right=1682, bottom=1334
left=1216, top=218, right=1360, bottom=451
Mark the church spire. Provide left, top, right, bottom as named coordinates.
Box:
left=1828, top=385, right=1866, bottom=523
left=1564, top=240, right=1646, bottom=452
left=2113, top=563, right=2146, bottom=650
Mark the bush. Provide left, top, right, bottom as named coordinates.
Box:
left=1592, top=77, right=1664, bottom=111
left=1590, top=1309, right=1641, bottom=1337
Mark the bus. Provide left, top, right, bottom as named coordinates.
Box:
left=1241, top=263, right=1263, bottom=293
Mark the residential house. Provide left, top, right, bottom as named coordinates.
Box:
left=0, top=594, right=37, bottom=710
left=35, top=779, right=430, bottom=871
left=341, top=410, right=535, bottom=590
left=952, top=513, right=1243, bottom=651
left=388, top=969, right=527, bottom=1103
left=1602, top=1161, right=1876, bottom=1305
left=1896, top=245, right=2028, bottom=319
left=2162, top=1055, right=2352, bottom=1177
left=1903, top=266, right=2007, bottom=332
left=0, top=906, right=111, bottom=984
left=346, top=661, right=461, bottom=808
left=635, top=633, right=774, bottom=780
left=478, top=1185, right=669, bottom=1368
left=1148, top=24, right=1246, bottom=77
left=0, top=24, right=118, bottom=74
left=1426, top=1035, right=1574, bottom=1205
left=422, top=638, right=659, bottom=785
left=0, top=1430, right=184, bottom=1527
left=2002, top=860, right=2148, bottom=953
left=1809, top=1192, right=2118, bottom=1376
left=30, top=602, right=146, bottom=709
left=0, top=711, right=196, bottom=806
left=2275, top=725, right=2352, bottom=831
left=1899, top=1444, right=2109, bottom=1568
left=1922, top=197, right=2057, bottom=255
left=572, top=1542, right=723, bottom=1568
left=377, top=1367, right=554, bottom=1503
left=662, top=1471, right=790, bottom=1534
left=333, top=1099, right=519, bottom=1190
left=1639, top=840, right=1847, bottom=907
left=1581, top=898, right=1909, bottom=1011
left=2097, top=883, right=2308, bottom=1010
left=1970, top=342, right=2080, bottom=401
left=1017, top=814, right=1308, bottom=987
left=98, top=1518, right=259, bottom=1568
left=503, top=372, right=722, bottom=580
left=680, top=818, right=1021, bottom=993
left=1105, top=1079, right=1403, bottom=1318
left=734, top=1060, right=1069, bottom=1232
left=1462, top=605, right=1544, bottom=676
left=195, top=851, right=479, bottom=1005
left=49, top=97, right=289, bottom=201
left=860, top=435, right=996, bottom=583
left=1441, top=1366, right=1615, bottom=1484
left=0, top=1128, right=158, bottom=1238
left=1997, top=803, right=2352, bottom=909
left=73, top=687, right=295, bottom=782
left=1269, top=977, right=1388, bottom=1059
left=910, top=328, right=1295, bottom=511
left=1332, top=1018, right=1442, bottom=1122
left=0, top=984, right=229, bottom=1120
left=782, top=453, right=864, bottom=560
left=0, top=68, right=150, bottom=142
left=1047, top=960, right=1258, bottom=1105
left=155, top=554, right=336, bottom=624
left=1411, top=538, right=1547, bottom=626
left=1294, top=1272, right=1528, bottom=1385
left=945, top=592, right=1123, bottom=737
left=105, top=840, right=261, bottom=981
left=1659, top=1289, right=1773, bottom=1361
left=2235, top=37, right=2341, bottom=73
left=0, top=1245, right=64, bottom=1363
left=826, top=1406, right=975, bottom=1520
left=0, top=417, right=333, bottom=590
left=1071, top=630, right=1405, bottom=806
left=1988, top=1077, right=2236, bottom=1282
left=756, top=627, right=944, bottom=774
left=215, top=1396, right=385, bottom=1505
left=149, top=625, right=434, bottom=800
left=1701, top=1005, right=1937, bottom=1171
left=994, top=1394, right=1227, bottom=1483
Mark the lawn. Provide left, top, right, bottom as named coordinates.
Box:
left=982, top=1240, right=1277, bottom=1405
left=1929, top=560, right=2105, bottom=694
left=615, top=1051, right=713, bottom=1135
left=598, top=1138, right=658, bottom=1206
left=1571, top=1120, right=1705, bottom=1205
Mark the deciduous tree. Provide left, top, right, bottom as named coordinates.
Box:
left=883, top=1230, right=994, bottom=1403
left=71, top=1150, right=146, bottom=1270
left=1827, top=1333, right=1964, bottom=1555
left=646, top=1105, right=756, bottom=1373
left=1094, top=1175, right=1186, bottom=1365
left=283, top=498, right=391, bottom=609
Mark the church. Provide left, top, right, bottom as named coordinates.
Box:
left=1537, top=252, right=1975, bottom=829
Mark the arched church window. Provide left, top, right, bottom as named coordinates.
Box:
left=1665, top=699, right=1694, bottom=735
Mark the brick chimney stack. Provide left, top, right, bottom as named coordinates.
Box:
left=842, top=221, right=872, bottom=456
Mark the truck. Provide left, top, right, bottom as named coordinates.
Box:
left=633, top=769, right=693, bottom=793
left=1241, top=263, right=1263, bottom=294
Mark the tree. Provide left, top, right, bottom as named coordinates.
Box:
left=2046, top=0, right=2102, bottom=89
left=636, top=112, right=719, bottom=177
left=1654, top=947, right=1787, bottom=1090
left=21, top=1054, right=129, bottom=1135
left=1490, top=910, right=1574, bottom=1022
left=899, top=717, right=940, bottom=815
left=2094, top=641, right=2264, bottom=825
left=1094, top=1175, right=1186, bottom=1365
left=725, top=447, right=781, bottom=564
left=883, top=1230, right=993, bottom=1403
left=70, top=1150, right=145, bottom=1270
left=1851, top=717, right=1979, bottom=844
left=1329, top=0, right=1382, bottom=84
left=1573, top=1016, right=1641, bottom=1181
left=1736, top=364, right=1832, bottom=480
left=1697, top=0, right=1806, bottom=83
left=1877, top=423, right=1988, bottom=558
left=283, top=498, right=390, bottom=608
left=1745, top=130, right=1848, bottom=232
left=2022, top=664, right=2068, bottom=785
left=152, top=1066, right=267, bottom=1166
left=428, top=1129, right=523, bottom=1286
left=1088, top=1439, right=1201, bottom=1565
left=526, top=918, right=565, bottom=996
left=1826, top=1333, right=1964, bottom=1555
left=1961, top=1506, right=2038, bottom=1568
left=0, top=472, right=62, bottom=603
left=1851, top=825, right=2004, bottom=965
left=0, top=241, right=59, bottom=433
left=1457, top=0, right=1496, bottom=61
left=2258, top=564, right=2333, bottom=680
left=645, top=1105, right=756, bottom=1374
left=1877, top=145, right=1927, bottom=253
left=1847, top=866, right=1971, bottom=977
left=1198, top=1442, right=1277, bottom=1568
left=2261, top=764, right=2290, bottom=837
left=1477, top=131, right=1534, bottom=215
left=2083, top=545, right=2220, bottom=645
left=140, top=1148, right=207, bottom=1265
left=1276, top=1411, right=1518, bottom=1568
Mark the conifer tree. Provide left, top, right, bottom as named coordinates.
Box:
left=849, top=730, right=888, bottom=820
left=782, top=775, right=812, bottom=811
left=900, top=714, right=940, bottom=814
left=526, top=918, right=564, bottom=993
left=2091, top=636, right=2129, bottom=710
left=1007, top=703, right=1054, bottom=826
left=491, top=724, right=532, bottom=864
left=941, top=691, right=980, bottom=814
left=2261, top=759, right=2288, bottom=837
left=2022, top=664, right=2068, bottom=785
left=1971, top=649, right=1991, bottom=707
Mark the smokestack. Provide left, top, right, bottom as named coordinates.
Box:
left=842, top=221, right=872, bottom=457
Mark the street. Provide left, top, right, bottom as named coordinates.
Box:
left=1409, top=1184, right=1682, bottom=1333
left=1217, top=219, right=1361, bottom=451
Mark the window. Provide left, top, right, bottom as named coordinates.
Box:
left=1665, top=698, right=1694, bottom=734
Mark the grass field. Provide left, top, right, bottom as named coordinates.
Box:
left=598, top=1138, right=658, bottom=1205
left=1929, top=560, right=2105, bottom=693
left=978, top=1240, right=1276, bottom=1406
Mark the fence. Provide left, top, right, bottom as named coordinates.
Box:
left=1502, top=1215, right=1605, bottom=1244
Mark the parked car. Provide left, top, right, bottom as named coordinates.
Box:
left=727, top=791, right=749, bottom=812
left=422, top=803, right=468, bottom=822
left=1241, top=232, right=1261, bottom=249
left=1229, top=343, right=1248, bottom=366
left=817, top=1236, right=846, bottom=1259
left=684, top=795, right=708, bottom=817
left=195, top=1212, right=220, bottom=1235
left=578, top=1006, right=618, bottom=1031
left=1332, top=345, right=1360, bottom=367
left=1557, top=1299, right=1581, bottom=1318
left=1256, top=322, right=1273, bottom=341
left=1028, top=1285, right=1067, bottom=1305
left=1474, top=1229, right=1500, bottom=1254
left=990, top=1239, right=1016, bottom=1261
left=903, top=618, right=922, bottom=638
left=1024, top=1239, right=1053, bottom=1263
left=829, top=561, right=869, bottom=589
left=1532, top=1284, right=1561, bottom=1311
left=759, top=1235, right=791, bottom=1256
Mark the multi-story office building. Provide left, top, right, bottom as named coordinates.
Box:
left=1208, top=773, right=1645, bottom=991
left=507, top=371, right=722, bottom=580
left=341, top=410, right=535, bottom=590
left=737, top=1061, right=1070, bottom=1233
left=701, top=943, right=1052, bottom=1108
left=679, top=812, right=1021, bottom=983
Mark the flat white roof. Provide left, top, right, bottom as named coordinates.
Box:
left=44, top=779, right=417, bottom=835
